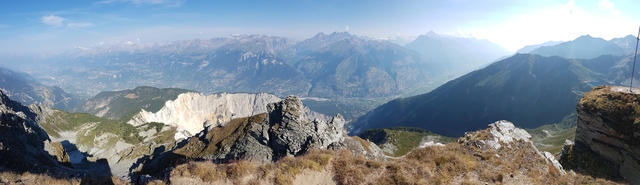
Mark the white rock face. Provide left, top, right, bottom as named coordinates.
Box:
left=543, top=151, right=566, bottom=175
left=128, top=92, right=281, bottom=140
left=485, top=120, right=532, bottom=150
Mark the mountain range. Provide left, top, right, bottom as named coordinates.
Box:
left=10, top=32, right=511, bottom=101
left=523, top=35, right=636, bottom=59
left=405, top=31, right=511, bottom=76
left=352, top=34, right=639, bottom=136
left=0, top=66, right=80, bottom=110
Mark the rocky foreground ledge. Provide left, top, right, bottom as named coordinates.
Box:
left=561, top=85, right=640, bottom=184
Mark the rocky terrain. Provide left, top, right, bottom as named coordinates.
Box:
left=128, top=92, right=282, bottom=139
left=0, top=90, right=118, bottom=184
left=158, top=120, right=619, bottom=185
left=31, top=90, right=284, bottom=178
left=0, top=87, right=627, bottom=185
left=131, top=96, right=384, bottom=180
left=34, top=104, right=179, bottom=178
left=560, top=85, right=640, bottom=184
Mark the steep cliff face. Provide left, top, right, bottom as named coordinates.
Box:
left=561, top=85, right=640, bottom=183
left=128, top=92, right=281, bottom=140
left=0, top=90, right=59, bottom=172
left=132, top=96, right=384, bottom=179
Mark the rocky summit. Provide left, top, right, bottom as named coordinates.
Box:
left=131, top=96, right=384, bottom=179
left=561, top=85, right=640, bottom=183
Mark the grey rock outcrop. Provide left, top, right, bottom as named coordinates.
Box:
left=461, top=120, right=565, bottom=174
left=561, top=86, right=640, bottom=183
left=133, top=96, right=384, bottom=178
left=461, top=120, right=532, bottom=150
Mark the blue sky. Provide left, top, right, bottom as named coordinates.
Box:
left=0, top=0, right=639, bottom=56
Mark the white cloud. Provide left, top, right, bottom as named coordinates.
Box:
left=468, top=0, right=636, bottom=51
left=41, top=15, right=65, bottom=26
left=598, top=0, right=620, bottom=15
left=67, top=22, right=93, bottom=28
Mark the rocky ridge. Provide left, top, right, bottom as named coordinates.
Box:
left=127, top=92, right=281, bottom=139
left=460, top=120, right=566, bottom=175
left=0, top=90, right=58, bottom=172
left=0, top=90, right=116, bottom=183
left=132, top=96, right=384, bottom=179
left=159, top=120, right=612, bottom=185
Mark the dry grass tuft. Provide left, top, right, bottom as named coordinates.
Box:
left=169, top=149, right=335, bottom=185
left=166, top=133, right=624, bottom=185
left=0, top=171, right=130, bottom=185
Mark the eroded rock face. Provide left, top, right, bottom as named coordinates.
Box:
left=564, top=85, right=640, bottom=183
left=128, top=92, right=281, bottom=140
left=133, top=96, right=384, bottom=178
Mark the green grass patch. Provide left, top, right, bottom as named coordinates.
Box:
left=527, top=124, right=576, bottom=155
left=359, top=127, right=455, bottom=157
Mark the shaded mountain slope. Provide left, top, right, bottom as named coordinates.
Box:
left=352, top=54, right=618, bottom=136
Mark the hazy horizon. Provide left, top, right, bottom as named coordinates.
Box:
left=1, top=0, right=639, bottom=57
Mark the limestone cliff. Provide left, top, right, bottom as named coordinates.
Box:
left=561, top=85, right=640, bottom=184
left=127, top=92, right=281, bottom=140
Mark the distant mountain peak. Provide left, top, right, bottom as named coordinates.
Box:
left=573, top=34, right=601, bottom=42
left=577, top=34, right=594, bottom=39
left=424, top=30, right=439, bottom=37
left=529, top=34, right=624, bottom=59
left=310, top=31, right=358, bottom=41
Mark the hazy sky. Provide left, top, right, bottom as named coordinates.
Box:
left=0, top=0, right=638, bottom=56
